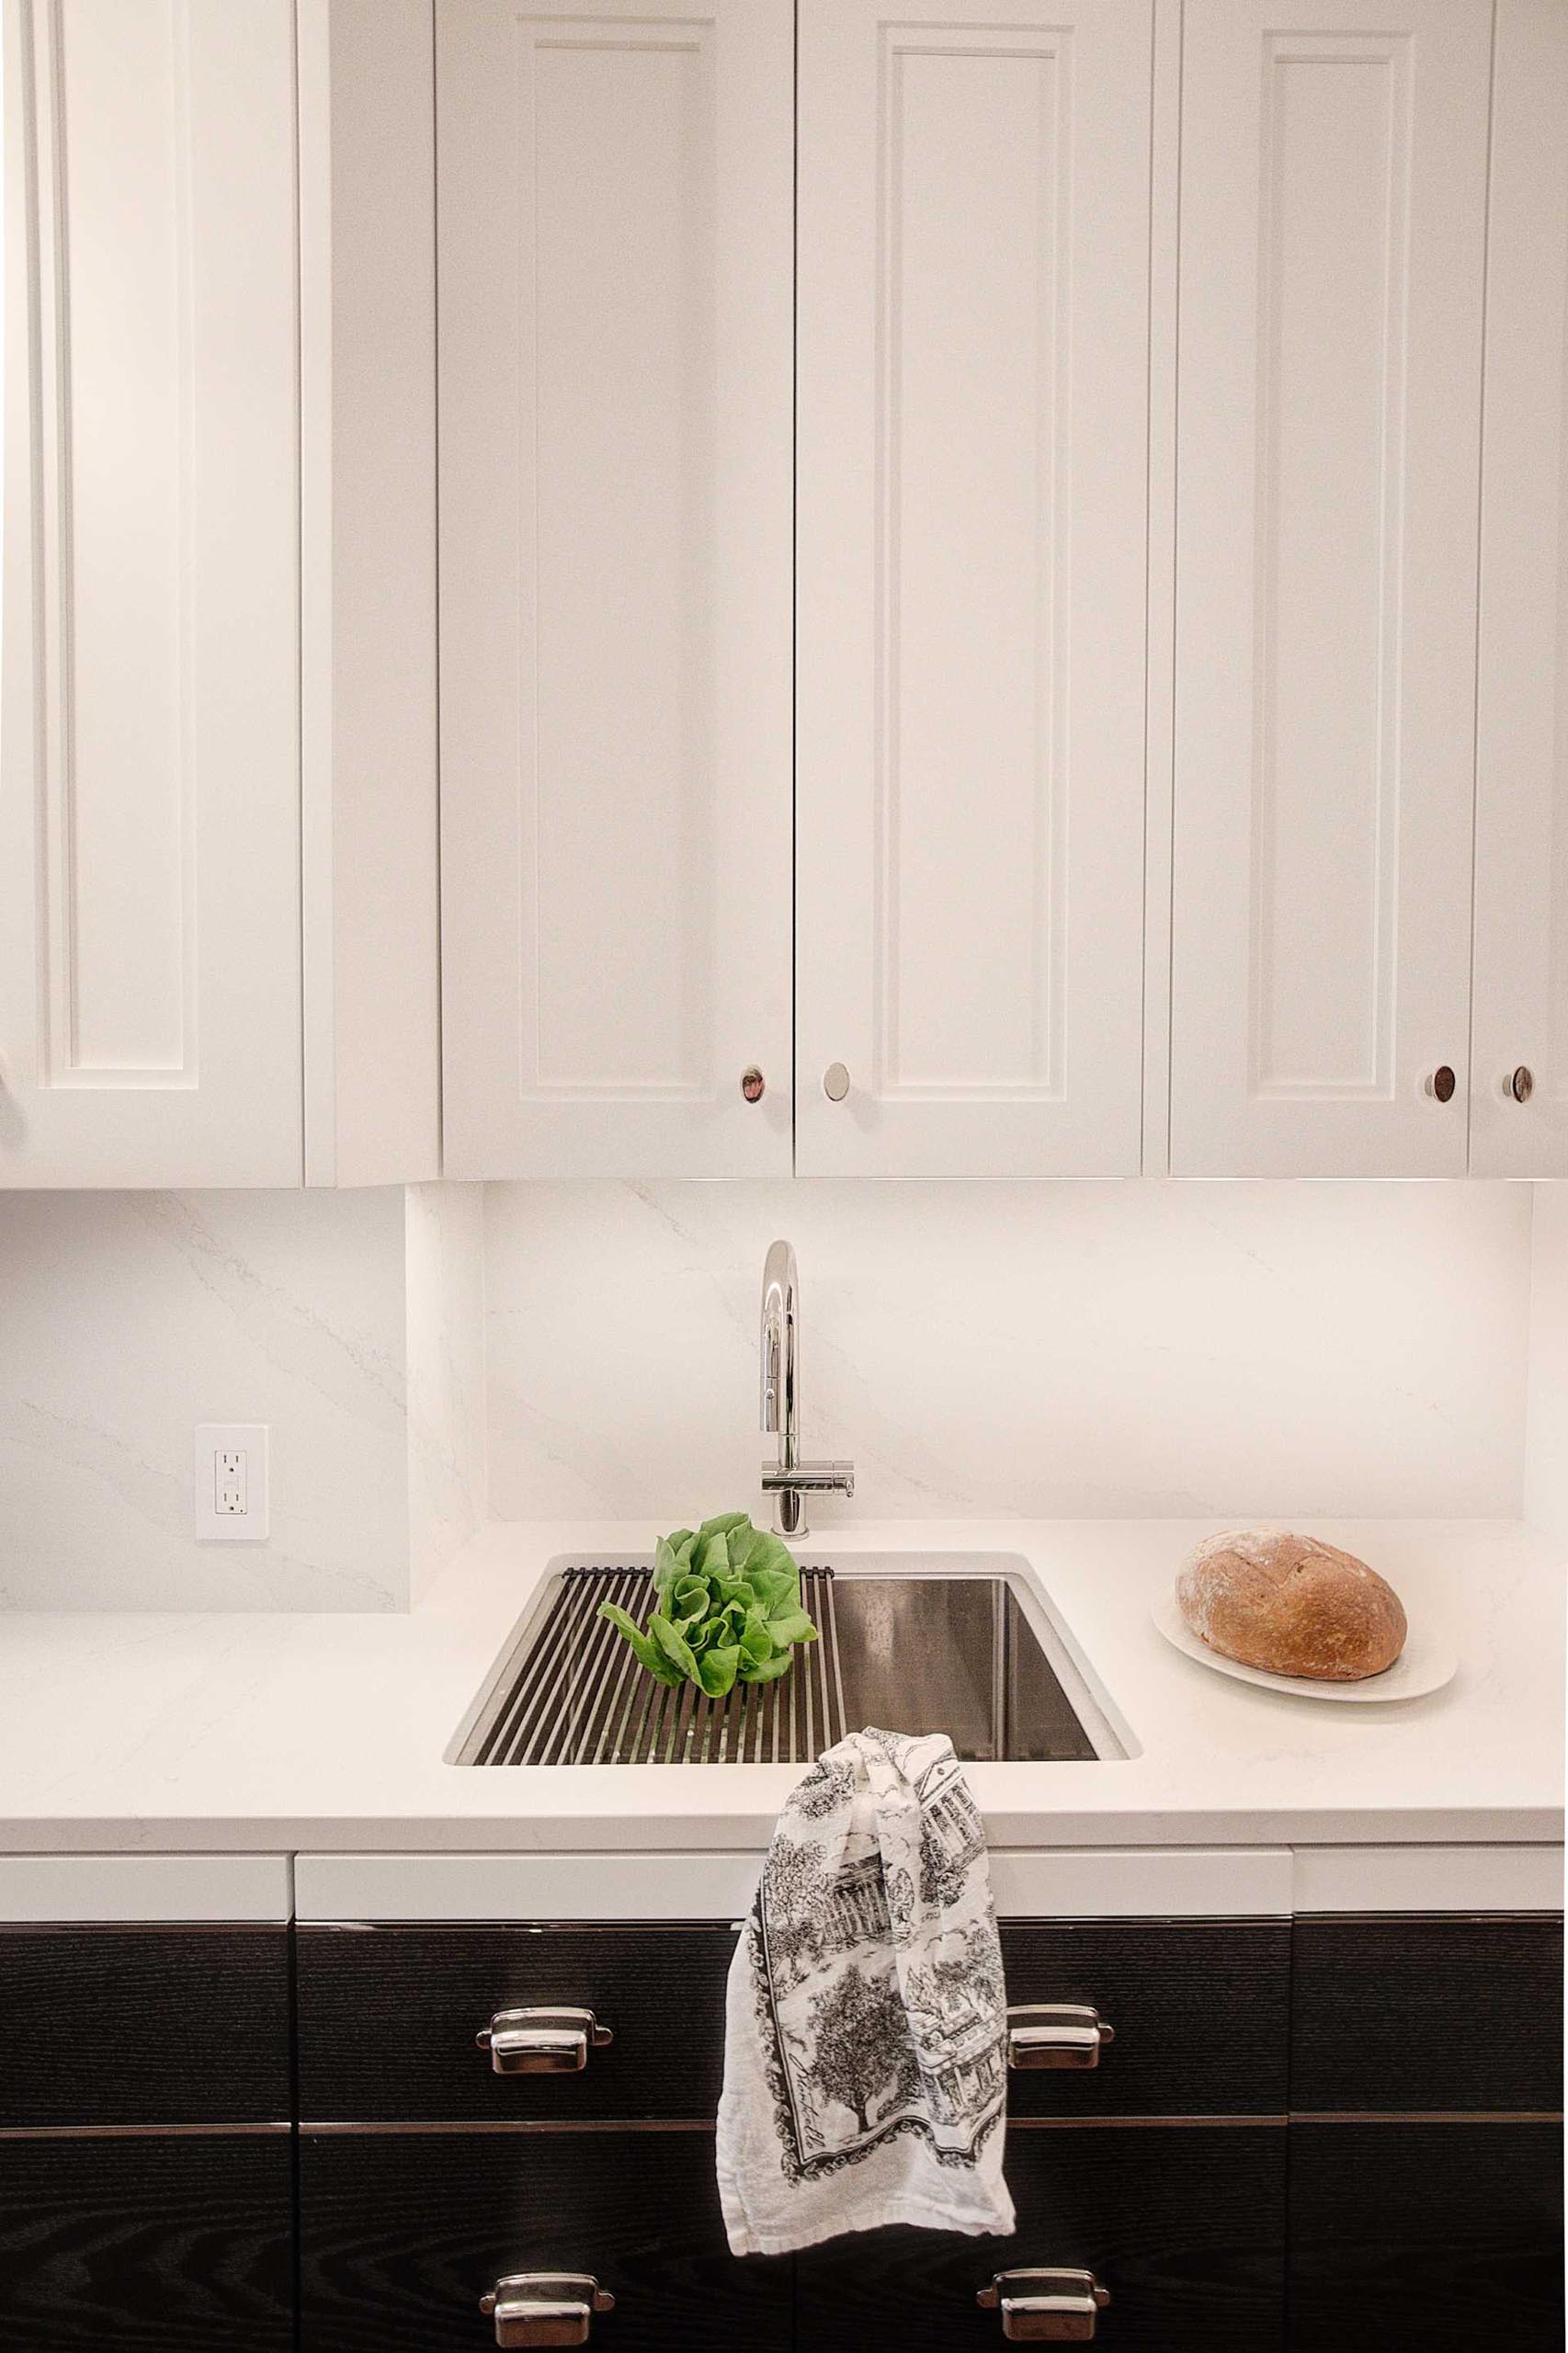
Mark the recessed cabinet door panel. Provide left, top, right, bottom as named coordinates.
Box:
left=0, top=0, right=301, bottom=1187
left=796, top=0, right=1152, bottom=1177
left=1171, top=0, right=1491, bottom=1176
left=437, top=0, right=792, bottom=1179
left=1470, top=0, right=1568, bottom=1177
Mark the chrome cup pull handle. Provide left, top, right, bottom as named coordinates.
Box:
left=978, top=2268, right=1110, bottom=2342
left=1006, top=2003, right=1114, bottom=2071
left=475, top=2006, right=614, bottom=2075
left=480, top=2272, right=614, bottom=2347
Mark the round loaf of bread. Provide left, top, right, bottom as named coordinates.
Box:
left=1176, top=1529, right=1406, bottom=1681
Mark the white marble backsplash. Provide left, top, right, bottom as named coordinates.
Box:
left=484, top=1180, right=1534, bottom=1526
left=0, top=1175, right=1551, bottom=1608
left=0, top=1188, right=418, bottom=1608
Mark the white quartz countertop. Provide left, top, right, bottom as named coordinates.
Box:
left=0, top=1518, right=1560, bottom=1856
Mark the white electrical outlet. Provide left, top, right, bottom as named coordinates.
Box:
left=195, top=1424, right=269, bottom=1541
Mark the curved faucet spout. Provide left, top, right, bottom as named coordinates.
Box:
left=757, top=1240, right=853, bottom=1539
left=759, top=1238, right=798, bottom=1439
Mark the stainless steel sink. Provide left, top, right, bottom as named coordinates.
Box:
left=449, top=1553, right=1124, bottom=1767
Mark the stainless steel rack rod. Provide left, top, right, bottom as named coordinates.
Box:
left=471, top=1564, right=844, bottom=1767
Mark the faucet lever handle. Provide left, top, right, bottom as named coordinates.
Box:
left=760, top=1461, right=856, bottom=1497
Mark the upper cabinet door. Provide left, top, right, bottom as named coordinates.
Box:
left=0, top=0, right=301, bottom=1187
left=1470, top=0, right=1568, bottom=1178
left=795, top=0, right=1153, bottom=1178
left=437, top=0, right=793, bottom=1179
left=1170, top=0, right=1491, bottom=1177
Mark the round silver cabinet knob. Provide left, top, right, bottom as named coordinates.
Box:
left=823, top=1062, right=851, bottom=1103
left=1425, top=1065, right=1457, bottom=1103
left=740, top=1065, right=766, bottom=1104
left=1509, top=1065, right=1535, bottom=1103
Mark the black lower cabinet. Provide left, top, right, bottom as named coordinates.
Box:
left=1290, top=1915, right=1563, bottom=2114
left=998, top=1920, right=1290, bottom=2117
left=1289, top=2120, right=1565, bottom=2352
left=299, top=2128, right=792, bottom=2353
left=296, top=1923, right=740, bottom=2122
left=0, top=2132, right=293, bottom=2351
left=0, top=1927, right=291, bottom=2128
left=7, top=1910, right=1559, bottom=2350
left=1287, top=1914, right=1565, bottom=2352
left=0, top=1923, right=293, bottom=2352
left=794, top=2126, right=1287, bottom=2351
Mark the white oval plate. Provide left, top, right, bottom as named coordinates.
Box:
left=1150, top=1586, right=1458, bottom=1703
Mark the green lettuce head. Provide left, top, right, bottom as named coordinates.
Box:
left=598, top=1511, right=817, bottom=1699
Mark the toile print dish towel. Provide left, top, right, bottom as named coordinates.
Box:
left=717, top=1727, right=1016, bottom=2256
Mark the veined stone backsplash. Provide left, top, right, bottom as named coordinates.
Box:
left=483, top=1180, right=1535, bottom=1527
left=0, top=1176, right=1554, bottom=1608
left=0, top=1184, right=483, bottom=1609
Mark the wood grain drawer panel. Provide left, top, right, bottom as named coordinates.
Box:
left=0, top=1928, right=290, bottom=2126
left=795, top=2123, right=1286, bottom=2351
left=299, top=1919, right=1290, bottom=2126
left=1290, top=1915, right=1564, bottom=2113
left=296, top=1923, right=738, bottom=2121
left=1288, top=2120, right=1565, bottom=2351
left=0, top=2132, right=293, bottom=2350
left=999, top=1919, right=1290, bottom=2116
left=299, top=2127, right=790, bottom=2353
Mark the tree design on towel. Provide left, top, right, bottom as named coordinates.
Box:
left=807, top=1964, right=923, bottom=2133
left=791, top=1758, right=856, bottom=1821
left=761, top=1836, right=830, bottom=1987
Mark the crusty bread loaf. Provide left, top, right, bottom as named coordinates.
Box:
left=1176, top=1529, right=1406, bottom=1681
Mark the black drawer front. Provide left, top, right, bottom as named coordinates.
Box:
left=0, top=1927, right=290, bottom=2127
left=297, top=1923, right=738, bottom=2120
left=1291, top=1915, right=1564, bottom=2113
left=1289, top=2120, right=1566, bottom=2352
left=795, top=2123, right=1286, bottom=2351
left=0, top=2131, right=293, bottom=2350
left=299, top=1918, right=1290, bottom=2126
left=300, top=2127, right=791, bottom=2353
left=999, top=1920, right=1290, bottom=2116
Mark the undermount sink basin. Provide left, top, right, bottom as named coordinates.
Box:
left=449, top=1552, right=1125, bottom=1768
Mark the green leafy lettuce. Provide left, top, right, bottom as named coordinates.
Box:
left=598, top=1512, right=817, bottom=1699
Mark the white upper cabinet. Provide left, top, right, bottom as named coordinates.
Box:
left=4, top=3, right=1557, bottom=1188
left=437, top=0, right=793, bottom=1180
left=1170, top=0, right=1492, bottom=1177
left=1469, top=0, right=1568, bottom=1178
left=795, top=0, right=1153, bottom=1178
left=1, top=0, right=301, bottom=1187
left=0, top=0, right=440, bottom=1190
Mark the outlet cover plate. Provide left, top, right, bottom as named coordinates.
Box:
left=195, top=1424, right=269, bottom=1542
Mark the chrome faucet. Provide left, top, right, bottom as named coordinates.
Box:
left=759, top=1240, right=855, bottom=1537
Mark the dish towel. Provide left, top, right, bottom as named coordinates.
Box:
left=717, top=1726, right=1016, bottom=2256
